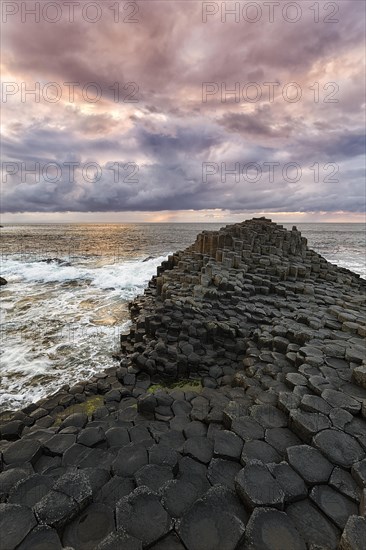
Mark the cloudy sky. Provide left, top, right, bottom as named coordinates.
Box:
left=1, top=0, right=365, bottom=222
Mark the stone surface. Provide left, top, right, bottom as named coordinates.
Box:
left=339, top=515, right=366, bottom=550
left=309, top=485, right=358, bottom=529
left=112, top=443, right=148, bottom=476
left=286, top=499, right=340, bottom=549
left=313, top=429, right=365, bottom=468
left=16, top=525, right=63, bottom=550
left=63, top=503, right=115, bottom=550
left=286, top=444, right=334, bottom=484
left=242, top=507, right=306, bottom=550
left=235, top=463, right=285, bottom=510
left=116, top=486, right=172, bottom=547
left=0, top=503, right=37, bottom=549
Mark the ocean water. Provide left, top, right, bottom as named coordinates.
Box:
left=0, top=222, right=365, bottom=412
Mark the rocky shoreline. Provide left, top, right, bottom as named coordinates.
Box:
left=0, top=218, right=365, bottom=549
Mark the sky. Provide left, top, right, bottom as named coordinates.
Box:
left=1, top=0, right=365, bottom=223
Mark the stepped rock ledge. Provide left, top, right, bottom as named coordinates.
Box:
left=1, top=218, right=365, bottom=549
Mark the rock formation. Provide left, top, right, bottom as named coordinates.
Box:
left=0, top=218, right=365, bottom=549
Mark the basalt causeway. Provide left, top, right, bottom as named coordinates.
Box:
left=1, top=218, right=366, bottom=550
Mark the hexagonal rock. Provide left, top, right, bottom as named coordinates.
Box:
left=241, top=507, right=306, bottom=550
left=0, top=503, right=37, bottom=549
left=116, top=486, right=173, bottom=547
left=264, top=427, right=301, bottom=457
left=286, top=444, right=333, bottom=484
left=160, top=479, right=200, bottom=518
left=0, top=465, right=34, bottom=499
left=351, top=458, right=366, bottom=487
left=339, top=515, right=366, bottom=550
left=112, top=443, right=148, bottom=477
left=300, top=394, right=332, bottom=415
left=105, top=427, right=130, bottom=448
left=322, top=389, right=361, bottom=415
left=77, top=426, right=105, bottom=447
left=134, top=464, right=173, bottom=492
left=286, top=499, right=340, bottom=549
left=235, top=462, right=285, bottom=510
left=289, top=410, right=331, bottom=443
left=148, top=532, right=186, bottom=549
left=8, top=473, right=53, bottom=507
left=213, top=430, right=243, bottom=460
left=149, top=444, right=179, bottom=471
left=16, top=525, right=62, bottom=550
left=3, top=439, right=42, bottom=465
left=250, top=405, right=288, bottom=429
left=329, top=467, right=362, bottom=503
left=352, top=365, right=366, bottom=389
left=183, top=436, right=214, bottom=464
left=241, top=440, right=281, bottom=466
left=207, top=458, right=242, bottom=490
left=43, top=434, right=76, bottom=456
left=313, top=429, right=365, bottom=468
left=33, top=490, right=79, bottom=529
left=62, top=503, right=115, bottom=550
left=60, top=412, right=88, bottom=429
left=177, top=486, right=247, bottom=550
left=267, top=462, right=307, bottom=503
left=53, top=470, right=93, bottom=506
left=95, top=476, right=135, bottom=506
left=96, top=528, right=143, bottom=550
left=309, top=485, right=358, bottom=529
left=231, top=417, right=264, bottom=441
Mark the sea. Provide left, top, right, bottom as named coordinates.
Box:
left=0, top=223, right=365, bottom=412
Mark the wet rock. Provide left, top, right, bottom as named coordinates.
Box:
left=0, top=277, right=7, bottom=285
left=0, top=503, right=37, bottom=549
left=116, top=486, right=173, bottom=547
left=242, top=507, right=306, bottom=550
left=286, top=444, right=333, bottom=484
left=235, top=462, right=285, bottom=510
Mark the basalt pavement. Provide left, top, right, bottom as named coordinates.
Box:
left=0, top=218, right=365, bottom=550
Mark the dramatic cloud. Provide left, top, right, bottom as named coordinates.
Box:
left=1, top=0, right=365, bottom=220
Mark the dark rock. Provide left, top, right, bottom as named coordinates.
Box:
left=177, top=486, right=247, bottom=550
left=16, top=525, right=63, bottom=550
left=250, top=404, right=287, bottom=429
left=289, top=409, right=331, bottom=443
left=309, top=485, right=358, bottom=529
left=183, top=421, right=207, bottom=438
left=235, top=462, right=285, bottom=510
left=105, top=427, right=130, bottom=448
left=53, top=469, right=92, bottom=506
left=0, top=503, right=37, bottom=549
left=160, top=479, right=200, bottom=517
left=61, top=443, right=92, bottom=467
left=264, top=427, right=301, bottom=456
left=286, top=499, right=340, bottom=549
left=0, top=465, right=35, bottom=498
left=339, top=515, right=366, bottom=550
left=149, top=444, right=179, bottom=471
left=3, top=439, right=42, bottom=465
left=116, top=486, right=173, bottom=547
left=329, top=467, right=362, bottom=502
left=8, top=474, right=53, bottom=507
left=96, top=528, right=142, bottom=550
left=183, top=436, right=213, bottom=464
left=62, top=503, right=115, bottom=549
left=231, top=417, right=264, bottom=441
left=77, top=426, right=105, bottom=447
left=242, top=507, right=306, bottom=550
left=351, top=458, right=366, bottom=487
left=322, top=389, right=361, bottom=414
left=60, top=412, right=88, bottom=429
left=286, top=444, right=333, bottom=484
left=207, top=458, right=242, bottom=490
left=213, top=430, right=243, bottom=460
left=268, top=462, right=307, bottom=503
left=112, top=443, right=148, bottom=477
left=135, top=464, right=173, bottom=492
left=313, top=429, right=365, bottom=468
left=241, top=440, right=281, bottom=466
left=149, top=532, right=186, bottom=549
left=95, top=476, right=135, bottom=506
left=0, top=277, right=7, bottom=286
left=33, top=489, right=79, bottom=528
left=43, top=434, right=76, bottom=456
left=0, top=420, right=24, bottom=440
